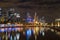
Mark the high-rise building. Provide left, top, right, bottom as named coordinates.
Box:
left=26, top=12, right=33, bottom=23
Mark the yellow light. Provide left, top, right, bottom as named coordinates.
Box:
left=40, top=23, right=43, bottom=25
left=34, top=27, right=39, bottom=34
left=35, top=21, right=38, bottom=24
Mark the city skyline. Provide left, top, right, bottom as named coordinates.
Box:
left=0, top=0, right=59, bottom=23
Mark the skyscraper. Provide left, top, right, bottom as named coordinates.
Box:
left=26, top=12, right=33, bottom=23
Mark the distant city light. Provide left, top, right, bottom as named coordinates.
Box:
left=9, top=8, right=15, bottom=11
left=55, top=18, right=60, bottom=21
left=26, top=17, right=33, bottom=23
left=16, top=14, right=20, bottom=18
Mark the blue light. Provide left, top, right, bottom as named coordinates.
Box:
left=14, top=28, right=17, bottom=31
left=4, top=29, right=7, bottom=32
left=7, top=28, right=12, bottom=32
left=0, top=29, right=7, bottom=32
left=25, top=29, right=33, bottom=40
left=7, top=27, right=17, bottom=32
left=26, top=17, right=33, bottom=22
left=11, top=28, right=16, bottom=31
left=26, top=29, right=31, bottom=36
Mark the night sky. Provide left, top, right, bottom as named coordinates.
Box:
left=0, top=0, right=60, bottom=23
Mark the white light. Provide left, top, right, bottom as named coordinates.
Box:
left=1, top=24, right=5, bottom=27
left=1, top=28, right=4, bottom=32
left=16, top=15, right=20, bottom=18
left=51, top=29, right=54, bottom=32
left=55, top=18, right=60, bottom=21
left=16, top=14, right=20, bottom=18
left=16, top=33, right=20, bottom=40
left=42, top=32, right=45, bottom=36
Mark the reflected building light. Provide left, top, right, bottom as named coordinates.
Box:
left=8, top=33, right=10, bottom=38
left=14, top=36, right=16, bottom=40
left=16, top=33, right=20, bottom=40
left=34, top=27, right=39, bottom=34
left=40, top=27, right=45, bottom=36
left=26, top=29, right=33, bottom=36
left=26, top=29, right=33, bottom=40
left=10, top=35, right=13, bottom=40
left=42, top=32, right=45, bottom=36
left=26, top=29, right=32, bottom=36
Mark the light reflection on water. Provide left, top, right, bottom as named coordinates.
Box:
left=0, top=27, right=46, bottom=40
